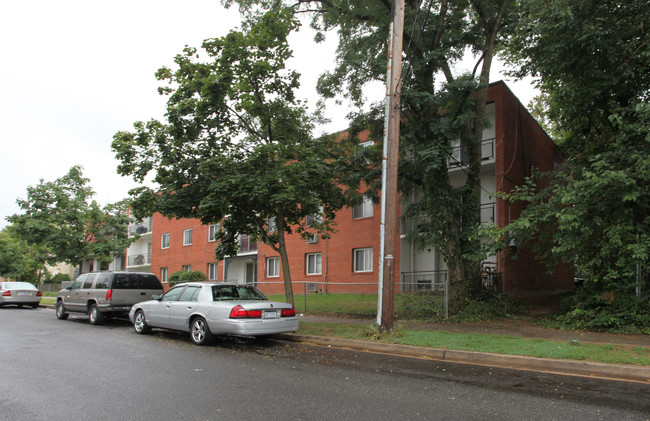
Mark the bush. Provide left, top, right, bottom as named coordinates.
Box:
left=168, top=270, right=207, bottom=285
left=395, top=292, right=445, bottom=320
left=48, top=273, right=71, bottom=284
left=540, top=289, right=650, bottom=334
left=449, top=293, right=525, bottom=323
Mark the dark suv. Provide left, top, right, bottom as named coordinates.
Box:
left=55, top=271, right=163, bottom=325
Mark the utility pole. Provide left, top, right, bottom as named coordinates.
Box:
left=377, top=0, right=405, bottom=332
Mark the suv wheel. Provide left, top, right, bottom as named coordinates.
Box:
left=55, top=301, right=69, bottom=320
left=133, top=310, right=151, bottom=334
left=190, top=317, right=213, bottom=346
left=88, top=304, right=105, bottom=325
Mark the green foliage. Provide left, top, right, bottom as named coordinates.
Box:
left=7, top=167, right=135, bottom=270
left=222, top=0, right=520, bottom=309
left=0, top=228, right=49, bottom=283
left=540, top=289, right=650, bottom=334
left=48, top=273, right=71, bottom=284
left=394, top=292, right=445, bottom=320
left=113, top=7, right=359, bottom=306
left=168, top=270, right=207, bottom=285
left=494, top=0, right=650, bottom=325
left=449, top=293, right=525, bottom=322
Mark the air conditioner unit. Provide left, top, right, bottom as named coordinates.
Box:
left=307, top=234, right=318, bottom=244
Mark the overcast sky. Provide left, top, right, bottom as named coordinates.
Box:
left=0, top=0, right=536, bottom=230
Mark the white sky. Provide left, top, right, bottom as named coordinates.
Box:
left=0, top=0, right=536, bottom=230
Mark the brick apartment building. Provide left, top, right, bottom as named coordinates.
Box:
left=124, top=81, right=574, bottom=300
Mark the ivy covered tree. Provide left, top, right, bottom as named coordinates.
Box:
left=112, top=7, right=358, bottom=305
left=223, top=0, right=517, bottom=309
left=7, top=166, right=134, bottom=273
left=492, top=0, right=650, bottom=330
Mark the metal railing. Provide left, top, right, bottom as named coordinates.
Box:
left=127, top=253, right=151, bottom=267
left=448, top=138, right=495, bottom=167
left=128, top=220, right=153, bottom=237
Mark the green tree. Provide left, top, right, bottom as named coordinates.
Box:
left=492, top=0, right=650, bottom=328
left=224, top=0, right=517, bottom=309
left=112, top=7, right=357, bottom=305
left=7, top=166, right=135, bottom=272
left=0, top=228, right=48, bottom=284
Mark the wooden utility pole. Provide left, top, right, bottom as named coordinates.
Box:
left=377, top=0, right=405, bottom=332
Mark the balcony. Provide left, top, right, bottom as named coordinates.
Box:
left=128, top=220, right=153, bottom=237
left=448, top=137, right=495, bottom=168
left=127, top=253, right=151, bottom=267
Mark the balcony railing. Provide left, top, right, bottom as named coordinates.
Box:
left=480, top=202, right=496, bottom=225
left=448, top=138, right=495, bottom=167
left=127, top=253, right=151, bottom=267
left=128, top=220, right=153, bottom=237
left=401, top=270, right=448, bottom=292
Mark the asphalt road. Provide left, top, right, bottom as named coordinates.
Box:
left=1, top=307, right=648, bottom=421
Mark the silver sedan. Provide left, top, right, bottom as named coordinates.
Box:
left=0, top=282, right=42, bottom=308
left=128, top=282, right=299, bottom=345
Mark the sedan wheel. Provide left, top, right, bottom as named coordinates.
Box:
left=89, top=304, right=104, bottom=325
left=133, top=310, right=151, bottom=334
left=190, top=317, right=213, bottom=346
left=55, top=301, right=69, bottom=320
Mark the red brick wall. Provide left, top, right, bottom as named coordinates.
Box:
left=490, top=82, right=574, bottom=298
left=150, top=214, right=219, bottom=283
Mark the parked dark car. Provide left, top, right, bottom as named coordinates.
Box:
left=55, top=271, right=163, bottom=325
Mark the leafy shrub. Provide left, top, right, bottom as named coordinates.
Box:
left=541, top=289, right=650, bottom=334
left=168, top=270, right=207, bottom=285
left=395, top=292, right=445, bottom=320
left=449, top=293, right=525, bottom=322
left=48, top=273, right=71, bottom=284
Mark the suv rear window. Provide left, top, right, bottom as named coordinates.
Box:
left=112, top=274, right=162, bottom=290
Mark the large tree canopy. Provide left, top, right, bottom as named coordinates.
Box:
left=488, top=0, right=650, bottom=330
left=224, top=0, right=517, bottom=308
left=7, top=166, right=134, bottom=271
left=113, top=7, right=360, bottom=305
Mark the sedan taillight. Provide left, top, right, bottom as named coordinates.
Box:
left=229, top=305, right=262, bottom=319
left=2, top=290, right=11, bottom=297
left=37, top=290, right=43, bottom=297
left=281, top=307, right=296, bottom=317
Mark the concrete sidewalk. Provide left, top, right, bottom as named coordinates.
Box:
left=277, top=315, right=650, bottom=384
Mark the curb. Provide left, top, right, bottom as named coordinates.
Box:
left=276, top=333, right=650, bottom=384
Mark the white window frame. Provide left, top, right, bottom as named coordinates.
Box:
left=160, top=267, right=168, bottom=282
left=208, top=224, right=219, bottom=242
left=183, top=229, right=193, bottom=246
left=353, top=248, right=373, bottom=273
left=161, top=233, right=170, bottom=249
left=267, top=257, right=280, bottom=278
left=208, top=263, right=218, bottom=280
left=306, top=253, right=322, bottom=275
left=182, top=265, right=191, bottom=271
left=353, top=197, right=373, bottom=219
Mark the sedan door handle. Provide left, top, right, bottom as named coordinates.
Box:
left=186, top=306, right=193, bottom=310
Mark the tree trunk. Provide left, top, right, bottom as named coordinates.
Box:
left=276, top=207, right=294, bottom=306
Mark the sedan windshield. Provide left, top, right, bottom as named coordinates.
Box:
left=212, top=285, right=267, bottom=301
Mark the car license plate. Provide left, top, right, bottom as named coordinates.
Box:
left=263, top=311, right=277, bottom=319
left=18, top=292, right=30, bottom=296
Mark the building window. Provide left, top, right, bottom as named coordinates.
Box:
left=267, top=257, right=280, bottom=278
left=161, top=233, right=170, bottom=249
left=306, top=253, right=322, bottom=275
left=239, top=234, right=257, bottom=253
left=208, top=224, right=219, bottom=242
left=208, top=263, right=218, bottom=280
left=161, top=267, right=168, bottom=282
left=182, top=265, right=191, bottom=271
left=353, top=197, right=373, bottom=219
left=353, top=248, right=373, bottom=272
left=267, top=217, right=277, bottom=232
left=183, top=229, right=193, bottom=246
